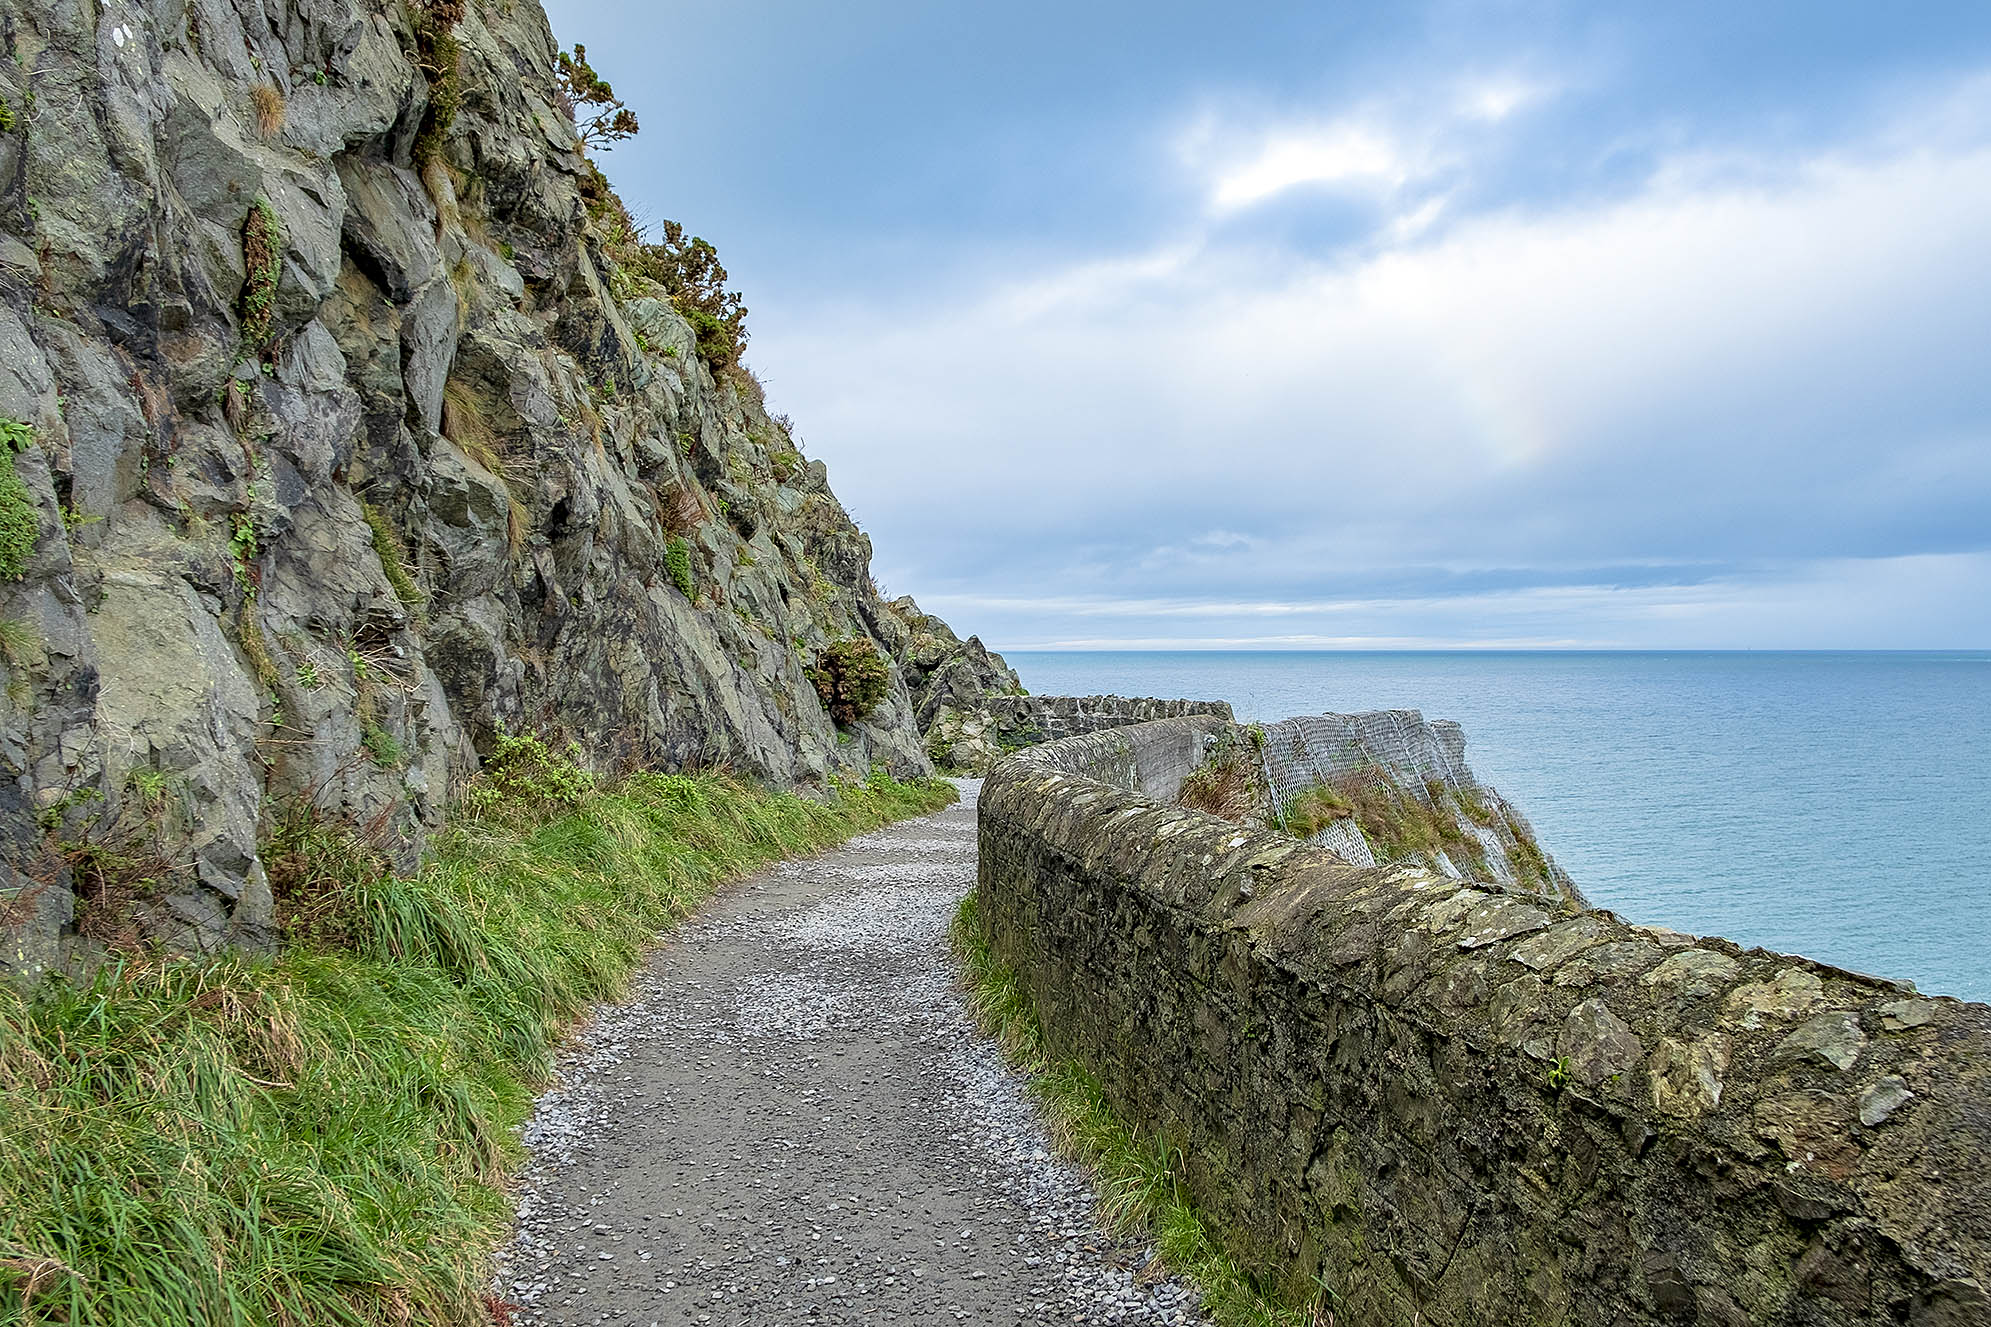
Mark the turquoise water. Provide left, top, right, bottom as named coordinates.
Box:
left=1006, top=651, right=1991, bottom=1002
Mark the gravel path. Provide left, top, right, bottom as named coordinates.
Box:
left=493, top=779, right=1210, bottom=1326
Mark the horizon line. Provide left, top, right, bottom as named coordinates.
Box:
left=995, top=645, right=1991, bottom=654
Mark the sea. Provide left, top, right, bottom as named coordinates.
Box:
left=1005, top=651, right=1991, bottom=1003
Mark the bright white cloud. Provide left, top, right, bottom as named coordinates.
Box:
left=1208, top=124, right=1410, bottom=210
left=1189, top=72, right=1555, bottom=214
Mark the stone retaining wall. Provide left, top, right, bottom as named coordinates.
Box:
left=978, top=720, right=1991, bottom=1326
left=928, top=694, right=1233, bottom=773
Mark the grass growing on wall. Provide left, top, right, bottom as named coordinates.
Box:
left=949, top=893, right=1333, bottom=1327
left=0, top=739, right=955, bottom=1326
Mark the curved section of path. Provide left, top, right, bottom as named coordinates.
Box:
left=495, top=780, right=1208, bottom=1326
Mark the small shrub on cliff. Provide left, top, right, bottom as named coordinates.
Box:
left=621, top=220, right=749, bottom=373
left=239, top=200, right=283, bottom=352
left=466, top=728, right=596, bottom=819
left=807, top=639, right=891, bottom=727
left=554, top=43, right=639, bottom=150
left=0, top=419, right=41, bottom=580
left=410, top=0, right=465, bottom=166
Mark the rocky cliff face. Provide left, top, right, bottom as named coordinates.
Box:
left=1255, top=709, right=1582, bottom=900
left=0, top=0, right=1000, bottom=974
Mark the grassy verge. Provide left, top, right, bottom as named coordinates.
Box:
left=0, top=737, right=955, bottom=1326
left=949, top=892, right=1332, bottom=1327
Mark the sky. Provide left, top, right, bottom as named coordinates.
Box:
left=542, top=1, right=1991, bottom=650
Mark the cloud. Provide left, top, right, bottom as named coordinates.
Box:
left=1182, top=71, right=1557, bottom=217
left=918, top=554, right=1991, bottom=650
left=1457, top=76, right=1554, bottom=123
left=754, top=68, right=1991, bottom=649
left=1207, top=123, right=1412, bottom=210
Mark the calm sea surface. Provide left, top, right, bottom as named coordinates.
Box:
left=1006, top=651, right=1991, bottom=1002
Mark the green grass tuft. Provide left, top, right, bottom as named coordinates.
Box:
left=0, top=419, right=42, bottom=581
left=360, top=501, right=425, bottom=610
left=358, top=719, right=403, bottom=768
left=0, top=616, right=35, bottom=665
left=664, top=535, right=694, bottom=600
left=1276, top=784, right=1352, bottom=838
left=0, top=758, right=955, bottom=1325
left=950, top=893, right=1334, bottom=1327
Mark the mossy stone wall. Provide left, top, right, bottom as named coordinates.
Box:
left=977, top=721, right=1991, bottom=1326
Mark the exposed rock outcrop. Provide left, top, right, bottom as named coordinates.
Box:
left=881, top=594, right=1023, bottom=767
left=1253, top=709, right=1580, bottom=900
left=0, top=0, right=973, bottom=974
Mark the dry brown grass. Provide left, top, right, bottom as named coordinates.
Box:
left=250, top=82, right=286, bottom=137
left=726, top=363, right=767, bottom=409
left=57, top=793, right=190, bottom=953
left=221, top=378, right=251, bottom=436
left=421, top=154, right=462, bottom=231
left=1179, top=751, right=1258, bottom=822
left=441, top=379, right=528, bottom=551
left=655, top=480, right=705, bottom=537
left=441, top=380, right=505, bottom=475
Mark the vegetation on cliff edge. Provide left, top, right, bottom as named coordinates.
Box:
left=0, top=739, right=955, bottom=1326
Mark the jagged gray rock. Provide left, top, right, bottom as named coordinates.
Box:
left=882, top=594, right=1022, bottom=766
left=0, top=0, right=977, bottom=974
left=1254, top=709, right=1582, bottom=899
